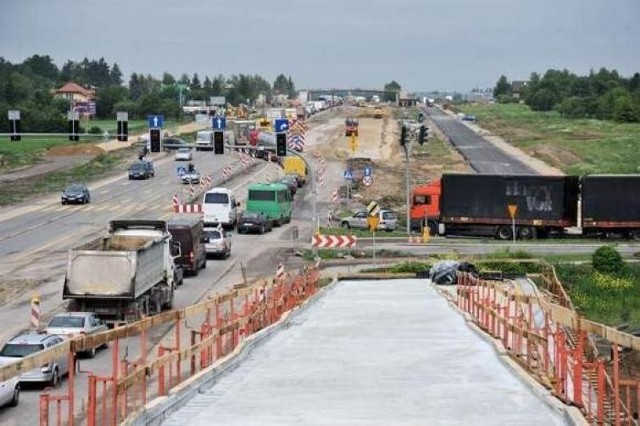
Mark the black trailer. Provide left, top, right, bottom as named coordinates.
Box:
left=581, top=175, right=640, bottom=239
left=439, top=174, right=579, bottom=240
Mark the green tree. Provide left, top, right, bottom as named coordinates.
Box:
left=383, top=80, right=401, bottom=102
left=96, top=85, right=129, bottom=118
left=22, top=55, right=59, bottom=81
left=493, top=75, right=511, bottom=99
left=191, top=73, right=201, bottom=90
left=273, top=74, right=289, bottom=95
left=162, top=72, right=176, bottom=86
left=109, top=63, right=123, bottom=85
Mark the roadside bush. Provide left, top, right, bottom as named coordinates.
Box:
left=88, top=126, right=103, bottom=134
left=477, top=260, right=542, bottom=276
left=592, top=245, right=624, bottom=275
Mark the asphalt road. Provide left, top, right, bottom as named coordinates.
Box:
left=424, top=106, right=537, bottom=175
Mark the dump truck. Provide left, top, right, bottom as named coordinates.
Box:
left=63, top=220, right=179, bottom=325
left=410, top=173, right=640, bottom=240
left=373, top=107, right=383, bottom=119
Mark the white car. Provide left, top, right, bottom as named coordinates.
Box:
left=46, top=312, right=109, bottom=358
left=203, top=227, right=231, bottom=259
left=174, top=147, right=193, bottom=161
left=0, top=376, right=19, bottom=408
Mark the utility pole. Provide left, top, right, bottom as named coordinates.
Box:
left=404, top=141, right=412, bottom=235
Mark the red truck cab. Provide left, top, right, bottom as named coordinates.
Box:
left=410, top=179, right=441, bottom=235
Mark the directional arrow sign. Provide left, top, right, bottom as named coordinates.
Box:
left=311, top=234, right=357, bottom=248
left=275, top=119, right=289, bottom=132
left=212, top=117, right=227, bottom=130
left=148, top=115, right=164, bottom=129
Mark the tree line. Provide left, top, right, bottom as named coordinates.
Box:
left=493, top=68, right=640, bottom=122
left=0, top=54, right=298, bottom=132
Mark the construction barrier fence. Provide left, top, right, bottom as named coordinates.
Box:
left=455, top=264, right=640, bottom=426
left=25, top=265, right=320, bottom=426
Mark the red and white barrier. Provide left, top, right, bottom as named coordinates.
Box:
left=311, top=234, right=357, bottom=248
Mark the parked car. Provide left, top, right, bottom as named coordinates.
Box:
left=163, top=138, right=191, bottom=151
left=0, top=376, right=19, bottom=408
left=461, top=115, right=476, bottom=122
left=181, top=164, right=201, bottom=184
left=237, top=212, right=273, bottom=234
left=340, top=209, right=398, bottom=231
left=61, top=183, right=91, bottom=205
left=174, top=147, right=193, bottom=161
left=203, top=227, right=231, bottom=259
left=0, top=332, right=69, bottom=387
left=128, top=160, right=154, bottom=180
left=45, top=312, right=109, bottom=358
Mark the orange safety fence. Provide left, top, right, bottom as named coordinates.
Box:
left=455, top=270, right=639, bottom=425
left=78, top=265, right=319, bottom=426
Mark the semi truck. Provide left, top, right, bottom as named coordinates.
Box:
left=63, top=220, right=179, bottom=325
left=410, top=174, right=640, bottom=240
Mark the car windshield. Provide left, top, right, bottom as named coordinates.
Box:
left=65, top=184, right=85, bottom=192
left=0, top=343, right=44, bottom=358
left=177, top=148, right=190, bottom=153
left=204, top=230, right=221, bottom=239
left=130, top=162, right=146, bottom=171
left=48, top=316, right=85, bottom=328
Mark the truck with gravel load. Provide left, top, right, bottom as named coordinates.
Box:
left=63, top=220, right=179, bottom=325
left=410, top=173, right=640, bottom=240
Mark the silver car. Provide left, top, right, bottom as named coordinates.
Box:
left=174, top=147, right=193, bottom=161
left=0, top=376, right=19, bottom=408
left=340, top=209, right=398, bottom=231
left=46, top=312, right=109, bottom=358
left=203, top=227, right=231, bottom=259
left=0, top=332, right=69, bottom=387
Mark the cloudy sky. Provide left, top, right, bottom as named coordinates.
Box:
left=1, top=0, right=638, bottom=91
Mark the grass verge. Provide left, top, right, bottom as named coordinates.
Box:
left=457, top=103, right=640, bottom=174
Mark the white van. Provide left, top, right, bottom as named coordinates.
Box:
left=196, top=130, right=214, bottom=151
left=203, top=187, right=239, bottom=228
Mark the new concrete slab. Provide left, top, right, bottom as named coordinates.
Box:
left=162, top=279, right=568, bottom=426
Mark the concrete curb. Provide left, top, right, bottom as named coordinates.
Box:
left=437, top=285, right=588, bottom=425
left=123, top=277, right=338, bottom=426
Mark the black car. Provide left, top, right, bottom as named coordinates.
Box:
left=162, top=138, right=191, bottom=151
left=61, top=183, right=91, bottom=205
left=237, top=212, right=273, bottom=234
left=278, top=176, right=298, bottom=197
left=128, top=161, right=154, bottom=180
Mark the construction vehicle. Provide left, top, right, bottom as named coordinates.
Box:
left=230, top=120, right=257, bottom=147
left=410, top=173, right=640, bottom=240
left=373, top=107, right=383, bottom=119
left=63, top=220, right=179, bottom=325
left=345, top=118, right=359, bottom=137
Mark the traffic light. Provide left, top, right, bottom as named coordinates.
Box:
left=68, top=118, right=80, bottom=141
left=149, top=129, right=161, bottom=152
left=214, top=131, right=224, bottom=154
left=418, top=125, right=427, bottom=145
left=400, top=125, right=407, bottom=146
left=117, top=120, right=128, bottom=142
left=276, top=133, right=287, bottom=157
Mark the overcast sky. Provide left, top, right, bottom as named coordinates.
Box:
left=1, top=0, right=639, bottom=92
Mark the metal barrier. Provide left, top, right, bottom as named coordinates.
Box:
left=455, top=270, right=638, bottom=425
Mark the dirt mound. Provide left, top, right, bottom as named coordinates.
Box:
left=47, top=144, right=105, bottom=156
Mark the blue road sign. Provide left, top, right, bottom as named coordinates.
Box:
left=343, top=169, right=354, bottom=180
left=176, top=166, right=186, bottom=176
left=275, top=119, right=289, bottom=133
left=148, top=115, right=164, bottom=128
left=364, top=166, right=372, bottom=177
left=212, top=117, right=227, bottom=130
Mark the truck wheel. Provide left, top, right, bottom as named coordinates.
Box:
left=428, top=222, right=437, bottom=238
left=496, top=226, right=513, bottom=241
left=628, top=230, right=640, bottom=241
left=517, top=226, right=534, bottom=240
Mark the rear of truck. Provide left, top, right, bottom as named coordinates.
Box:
left=63, top=234, right=173, bottom=325
left=581, top=175, right=640, bottom=239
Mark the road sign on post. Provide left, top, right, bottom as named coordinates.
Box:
left=362, top=175, right=373, bottom=187
left=212, top=117, right=226, bottom=130
left=367, top=201, right=380, bottom=217
left=508, top=204, right=518, bottom=244
left=367, top=215, right=379, bottom=231
left=116, top=111, right=128, bottom=142
left=147, top=115, right=164, bottom=129
left=8, top=110, right=21, bottom=141
left=275, top=119, right=289, bottom=133
left=67, top=110, right=80, bottom=141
